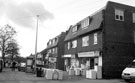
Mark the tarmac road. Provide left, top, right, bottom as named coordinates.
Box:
left=0, top=68, right=127, bottom=83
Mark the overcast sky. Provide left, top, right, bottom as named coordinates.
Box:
left=0, top=0, right=135, bottom=57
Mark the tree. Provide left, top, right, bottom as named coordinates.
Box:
left=0, top=24, right=17, bottom=65
left=5, top=40, right=19, bottom=61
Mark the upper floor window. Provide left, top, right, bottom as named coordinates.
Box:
left=68, top=42, right=71, bottom=50
left=72, top=26, right=77, bottom=33
left=49, top=40, right=52, bottom=45
left=82, top=36, right=89, bottom=47
left=49, top=49, right=51, bottom=53
left=55, top=47, right=57, bottom=53
left=94, top=33, right=98, bottom=45
left=81, top=18, right=89, bottom=29
left=52, top=39, right=55, bottom=44
left=133, top=13, right=135, bottom=23
left=52, top=48, right=55, bottom=54
left=115, top=9, right=124, bottom=21
left=72, top=40, right=77, bottom=48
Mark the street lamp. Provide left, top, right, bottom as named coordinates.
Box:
left=34, top=15, right=39, bottom=72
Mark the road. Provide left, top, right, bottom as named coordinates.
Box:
left=0, top=68, right=127, bottom=83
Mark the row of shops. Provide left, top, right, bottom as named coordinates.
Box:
left=37, top=1, right=135, bottom=79
left=63, top=51, right=102, bottom=79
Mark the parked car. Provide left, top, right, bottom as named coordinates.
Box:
left=18, top=62, right=26, bottom=72
left=122, top=60, right=135, bottom=82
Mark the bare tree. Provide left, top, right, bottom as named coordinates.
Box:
left=0, top=24, right=17, bottom=65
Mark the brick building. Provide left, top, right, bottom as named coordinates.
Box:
left=63, top=1, right=135, bottom=78
left=46, top=32, right=66, bottom=70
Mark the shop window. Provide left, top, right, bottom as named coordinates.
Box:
left=82, top=36, right=89, bottom=47
left=133, top=13, right=135, bottom=23
left=72, top=40, right=77, bottom=48
left=94, top=33, right=98, bottom=45
left=115, top=9, right=124, bottom=21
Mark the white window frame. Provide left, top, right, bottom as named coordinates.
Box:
left=115, top=9, right=124, bottom=21
left=49, top=49, right=51, bottom=53
left=94, top=33, right=98, bottom=45
left=52, top=48, right=55, bottom=54
left=72, top=26, right=77, bottom=33
left=72, top=40, right=77, bottom=48
left=133, top=13, right=135, bottom=23
left=49, top=41, right=52, bottom=45
left=55, top=47, right=57, bottom=53
left=81, top=18, right=89, bottom=29
left=52, top=39, right=55, bottom=44
left=68, top=42, right=71, bottom=50
left=82, top=36, right=89, bottom=47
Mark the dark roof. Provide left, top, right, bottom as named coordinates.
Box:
left=40, top=48, right=47, bottom=55
left=64, top=10, right=103, bottom=41
left=47, top=35, right=59, bottom=49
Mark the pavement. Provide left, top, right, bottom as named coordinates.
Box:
left=0, top=68, right=127, bottom=83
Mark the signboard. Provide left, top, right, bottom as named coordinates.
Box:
left=78, top=51, right=99, bottom=57
left=49, top=57, right=57, bottom=63
left=27, top=59, right=32, bottom=66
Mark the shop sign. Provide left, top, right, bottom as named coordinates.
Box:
left=49, top=57, right=57, bottom=63
left=78, top=51, right=99, bottom=57
left=63, top=54, right=72, bottom=58
left=27, top=59, right=33, bottom=66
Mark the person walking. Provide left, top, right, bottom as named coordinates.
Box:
left=11, top=60, right=16, bottom=71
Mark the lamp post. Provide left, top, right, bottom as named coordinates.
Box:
left=34, top=15, right=39, bottom=72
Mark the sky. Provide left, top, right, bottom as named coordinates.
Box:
left=0, top=0, right=135, bottom=57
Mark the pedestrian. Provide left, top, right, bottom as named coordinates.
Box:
left=11, top=60, right=16, bottom=71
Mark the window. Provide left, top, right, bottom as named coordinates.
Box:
left=49, top=49, right=51, bottom=53
left=55, top=47, right=57, bottom=53
left=72, top=40, right=77, bottom=48
left=82, top=36, right=89, bottom=47
left=49, top=41, right=52, bottom=45
left=94, top=33, right=98, bottom=45
left=52, top=39, right=55, bottom=44
left=72, top=26, right=77, bottom=33
left=115, top=9, right=124, bottom=21
left=133, top=13, right=135, bottom=23
left=81, top=18, right=89, bottom=29
left=52, top=48, right=55, bottom=54
left=68, top=42, right=71, bottom=50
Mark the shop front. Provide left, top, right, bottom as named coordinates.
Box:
left=48, top=57, right=57, bottom=69
left=63, top=54, right=78, bottom=71
left=78, top=51, right=102, bottom=79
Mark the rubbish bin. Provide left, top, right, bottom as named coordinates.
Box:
left=36, top=67, right=43, bottom=77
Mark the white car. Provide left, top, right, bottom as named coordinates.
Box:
left=18, top=62, right=26, bottom=72
left=122, top=60, right=135, bottom=82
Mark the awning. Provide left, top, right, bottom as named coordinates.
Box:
left=78, top=51, right=100, bottom=57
